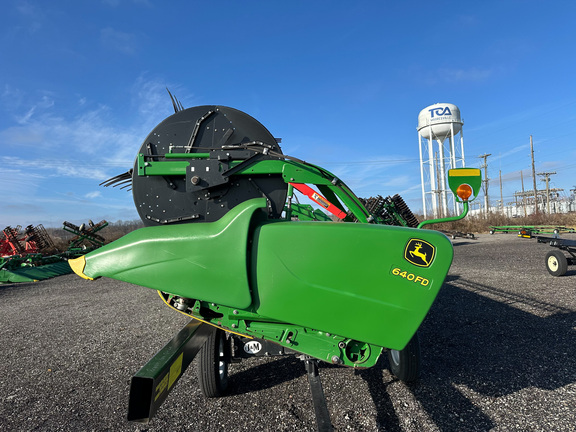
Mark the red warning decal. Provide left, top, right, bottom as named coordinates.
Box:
left=289, top=183, right=347, bottom=220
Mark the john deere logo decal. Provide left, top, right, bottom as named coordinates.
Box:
left=404, top=239, right=435, bottom=267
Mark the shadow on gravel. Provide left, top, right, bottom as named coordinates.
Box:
left=355, top=357, right=404, bottom=432
left=411, top=276, right=576, bottom=431
left=0, top=282, right=35, bottom=291
left=227, top=351, right=407, bottom=430
left=226, top=356, right=306, bottom=395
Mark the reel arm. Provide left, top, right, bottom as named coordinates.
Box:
left=136, top=152, right=373, bottom=223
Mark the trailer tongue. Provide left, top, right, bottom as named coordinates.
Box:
left=70, top=103, right=481, bottom=430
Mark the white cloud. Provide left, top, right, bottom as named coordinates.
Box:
left=17, top=105, right=36, bottom=124
left=131, top=75, right=193, bottom=125
left=85, top=191, right=102, bottom=199
left=54, top=164, right=110, bottom=180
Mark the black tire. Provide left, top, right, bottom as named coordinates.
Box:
left=489, top=230, right=494, bottom=235
left=198, top=328, right=230, bottom=397
left=546, top=250, right=568, bottom=277
left=387, top=332, right=421, bottom=383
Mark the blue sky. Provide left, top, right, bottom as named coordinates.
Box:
left=2, top=0, right=576, bottom=227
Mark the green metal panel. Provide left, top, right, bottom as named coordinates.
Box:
left=77, top=199, right=268, bottom=309
left=281, top=162, right=335, bottom=185
left=287, top=204, right=332, bottom=221
left=0, top=261, right=72, bottom=283
left=251, top=221, right=453, bottom=350
left=235, top=160, right=370, bottom=222
left=160, top=294, right=383, bottom=367
left=72, top=197, right=452, bottom=351
left=164, top=153, right=210, bottom=159
left=229, top=159, right=285, bottom=175
left=137, top=153, right=190, bottom=176
left=243, top=320, right=382, bottom=367
left=318, top=183, right=370, bottom=223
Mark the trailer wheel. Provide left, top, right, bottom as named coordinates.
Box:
left=387, top=332, right=420, bottom=383
left=198, top=328, right=230, bottom=397
left=546, top=250, right=568, bottom=277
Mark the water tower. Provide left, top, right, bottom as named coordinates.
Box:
left=417, top=103, right=465, bottom=218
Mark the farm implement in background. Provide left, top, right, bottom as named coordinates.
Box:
left=518, top=230, right=576, bottom=277
left=0, top=221, right=108, bottom=283
left=440, top=230, right=476, bottom=240
left=489, top=225, right=576, bottom=235
left=69, top=103, right=481, bottom=430
left=542, top=237, right=576, bottom=277
left=0, top=224, right=57, bottom=256
left=0, top=224, right=68, bottom=283
left=62, top=219, right=108, bottom=255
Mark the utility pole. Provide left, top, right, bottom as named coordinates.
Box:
left=537, top=171, right=556, bottom=214
left=499, top=170, right=504, bottom=214
left=478, top=153, right=491, bottom=217
left=521, top=170, right=527, bottom=217
left=530, top=135, right=538, bottom=215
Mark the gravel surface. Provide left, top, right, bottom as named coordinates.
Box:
left=1, top=233, right=575, bottom=431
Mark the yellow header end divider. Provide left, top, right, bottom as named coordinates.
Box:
left=448, top=168, right=481, bottom=177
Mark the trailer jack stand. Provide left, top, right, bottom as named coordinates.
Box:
left=303, top=357, right=334, bottom=432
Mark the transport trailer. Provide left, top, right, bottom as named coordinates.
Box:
left=519, top=231, right=576, bottom=277
left=439, top=230, right=476, bottom=240
left=544, top=238, right=576, bottom=276
left=489, top=225, right=576, bottom=235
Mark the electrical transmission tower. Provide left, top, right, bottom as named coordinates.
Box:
left=478, top=153, right=491, bottom=216
left=537, top=171, right=556, bottom=214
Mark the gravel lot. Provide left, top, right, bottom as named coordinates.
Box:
left=1, top=233, right=575, bottom=431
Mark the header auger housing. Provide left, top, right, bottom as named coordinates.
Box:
left=70, top=104, right=480, bottom=427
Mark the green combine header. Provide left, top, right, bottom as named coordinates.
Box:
left=69, top=104, right=481, bottom=429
